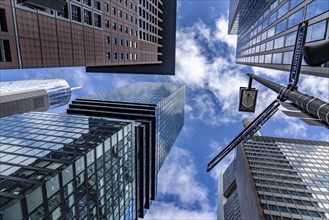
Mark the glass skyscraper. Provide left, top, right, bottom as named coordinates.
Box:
left=219, top=134, right=329, bottom=219
left=67, top=82, right=185, bottom=218
left=0, top=78, right=72, bottom=117
left=228, top=0, right=329, bottom=78
left=0, top=112, right=136, bottom=220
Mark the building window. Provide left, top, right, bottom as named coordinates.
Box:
left=125, top=27, right=128, bottom=33
left=0, top=39, right=12, bottom=62
left=119, top=25, right=122, bottom=32
left=93, top=0, right=101, bottom=10
left=269, top=12, right=277, bottom=25
left=259, top=55, right=264, bottom=63
left=104, top=3, right=109, bottom=11
left=283, top=51, right=293, bottom=64
left=83, top=0, right=91, bottom=6
left=285, top=31, right=297, bottom=47
left=274, top=36, right=284, bottom=49
left=266, top=40, right=273, bottom=51
left=267, top=27, right=275, bottom=38
left=290, top=0, right=303, bottom=10
left=106, top=52, right=110, bottom=60
left=306, top=20, right=327, bottom=43
left=288, top=8, right=304, bottom=29
left=71, top=5, right=81, bottom=22
left=120, top=53, right=123, bottom=59
left=120, top=39, right=123, bottom=46
left=57, top=3, right=69, bottom=18
left=126, top=53, right=129, bottom=60
left=105, top=19, right=109, bottom=28
left=119, top=10, right=122, bottom=17
left=0, top=8, right=8, bottom=32
left=306, top=0, right=329, bottom=20
left=277, top=2, right=288, bottom=18
left=113, top=52, right=117, bottom=59
left=112, top=22, right=116, bottom=30
left=275, top=19, right=286, bottom=34
left=265, top=54, right=272, bottom=63
left=105, top=36, right=110, bottom=44
left=113, top=37, right=117, bottom=45
left=94, top=14, right=101, bottom=28
left=112, top=6, right=116, bottom=15
left=83, top=9, right=92, bottom=25
left=272, top=53, right=282, bottom=64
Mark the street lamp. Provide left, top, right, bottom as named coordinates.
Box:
left=239, top=77, right=258, bottom=112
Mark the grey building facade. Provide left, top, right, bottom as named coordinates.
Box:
left=66, top=82, right=185, bottom=218
left=228, top=0, right=329, bottom=78
left=0, top=112, right=136, bottom=220
left=0, top=78, right=72, bottom=118
left=220, top=134, right=329, bottom=219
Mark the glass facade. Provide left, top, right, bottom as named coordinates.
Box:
left=67, top=82, right=185, bottom=218
left=221, top=132, right=329, bottom=219
left=0, top=78, right=71, bottom=108
left=222, top=159, right=241, bottom=220
left=0, top=112, right=136, bottom=220
left=229, top=0, right=329, bottom=77
left=84, top=82, right=185, bottom=171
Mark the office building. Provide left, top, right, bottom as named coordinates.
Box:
left=228, top=0, right=329, bottom=78
left=219, top=130, right=329, bottom=219
left=67, top=82, right=185, bottom=218
left=0, top=78, right=75, bottom=118
left=0, top=112, right=136, bottom=220
left=218, top=159, right=241, bottom=220
left=0, top=0, right=177, bottom=75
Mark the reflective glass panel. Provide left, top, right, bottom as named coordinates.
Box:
left=288, top=8, right=304, bottom=29
left=306, top=20, right=327, bottom=43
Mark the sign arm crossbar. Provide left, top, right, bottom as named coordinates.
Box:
left=207, top=100, right=280, bottom=172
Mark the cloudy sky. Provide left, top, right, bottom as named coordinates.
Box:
left=1, top=1, right=328, bottom=219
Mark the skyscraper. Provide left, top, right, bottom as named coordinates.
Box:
left=67, top=82, right=186, bottom=218
left=0, top=112, right=136, bottom=220
left=0, top=0, right=177, bottom=75
left=228, top=0, right=329, bottom=78
left=219, top=123, right=329, bottom=219
left=0, top=78, right=76, bottom=118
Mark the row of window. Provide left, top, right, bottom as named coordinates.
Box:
left=107, top=21, right=138, bottom=36
left=262, top=204, right=326, bottom=218
left=104, top=36, right=137, bottom=48
left=111, top=6, right=138, bottom=24
left=238, top=0, right=329, bottom=56
left=105, top=52, right=138, bottom=60
left=239, top=17, right=327, bottom=57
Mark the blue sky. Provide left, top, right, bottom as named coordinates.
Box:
left=1, top=1, right=328, bottom=219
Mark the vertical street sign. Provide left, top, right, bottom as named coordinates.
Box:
left=288, top=20, right=308, bottom=89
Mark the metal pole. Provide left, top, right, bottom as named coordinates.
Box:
left=248, top=73, right=329, bottom=126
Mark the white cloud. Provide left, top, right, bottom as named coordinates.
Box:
left=274, top=116, right=307, bottom=138
left=299, top=75, right=329, bottom=101
left=144, top=146, right=216, bottom=219
left=214, top=16, right=237, bottom=49
left=145, top=202, right=216, bottom=220
left=156, top=147, right=209, bottom=207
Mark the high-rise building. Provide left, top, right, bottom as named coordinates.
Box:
left=67, top=82, right=185, bottom=218
left=228, top=0, right=329, bottom=78
left=219, top=127, right=329, bottom=219
left=0, top=112, right=136, bottom=220
left=0, top=78, right=76, bottom=118
left=0, top=0, right=177, bottom=75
